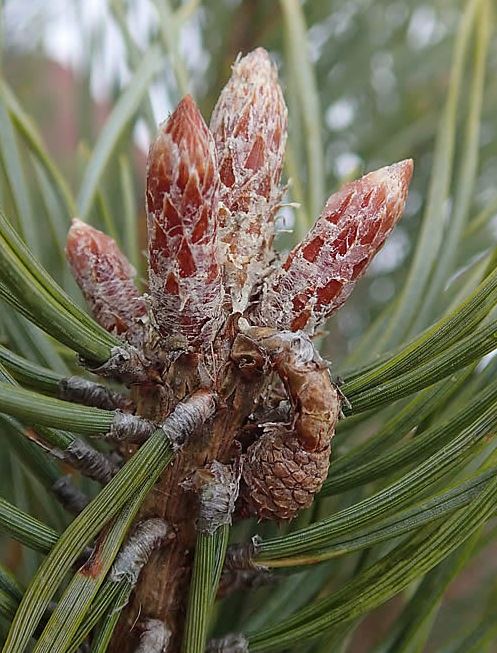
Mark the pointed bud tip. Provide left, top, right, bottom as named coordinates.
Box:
left=70, top=217, right=86, bottom=227
left=151, top=94, right=213, bottom=175
left=66, top=219, right=96, bottom=250
left=67, top=217, right=89, bottom=235
left=161, top=94, right=206, bottom=135
left=66, top=221, right=135, bottom=279
left=239, top=46, right=272, bottom=64
left=372, top=158, right=413, bottom=185
left=390, top=158, right=414, bottom=183
left=174, top=94, right=200, bottom=118
left=67, top=219, right=107, bottom=246
left=365, top=158, right=413, bottom=205
left=397, top=158, right=414, bottom=173
left=232, top=47, right=277, bottom=85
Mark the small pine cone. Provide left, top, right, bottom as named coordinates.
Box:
left=66, top=219, right=147, bottom=346
left=210, top=48, right=287, bottom=312
left=147, top=95, right=223, bottom=349
left=239, top=426, right=331, bottom=521
left=253, top=160, right=413, bottom=333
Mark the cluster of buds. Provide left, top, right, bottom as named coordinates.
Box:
left=66, top=48, right=412, bottom=521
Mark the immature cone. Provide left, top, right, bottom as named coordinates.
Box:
left=66, top=219, right=146, bottom=345
left=236, top=327, right=341, bottom=520
left=253, top=160, right=413, bottom=333
left=240, top=427, right=331, bottom=521
left=210, top=48, right=288, bottom=312
left=147, top=95, right=223, bottom=349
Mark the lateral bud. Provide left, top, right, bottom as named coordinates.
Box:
left=66, top=219, right=147, bottom=347
left=253, top=160, right=413, bottom=333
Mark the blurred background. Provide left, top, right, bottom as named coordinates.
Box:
left=1, top=1, right=497, bottom=650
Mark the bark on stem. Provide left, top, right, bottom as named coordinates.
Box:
left=109, top=340, right=265, bottom=653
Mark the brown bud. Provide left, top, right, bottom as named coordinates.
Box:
left=146, top=95, right=223, bottom=349
left=210, top=48, right=288, bottom=311
left=253, top=160, right=413, bottom=333
left=66, top=219, right=146, bottom=345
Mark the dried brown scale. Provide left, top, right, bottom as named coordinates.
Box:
left=61, top=438, right=118, bottom=485
left=235, top=396, right=290, bottom=450
left=238, top=325, right=341, bottom=451
left=251, top=399, right=291, bottom=424
left=211, top=48, right=288, bottom=313
left=231, top=326, right=341, bottom=520
left=58, top=376, right=135, bottom=413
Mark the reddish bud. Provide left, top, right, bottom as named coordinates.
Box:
left=210, top=48, right=288, bottom=311
left=146, top=96, right=223, bottom=348
left=253, top=160, right=413, bottom=333
left=66, top=219, right=147, bottom=345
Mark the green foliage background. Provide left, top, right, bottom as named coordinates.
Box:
left=0, top=0, right=497, bottom=651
